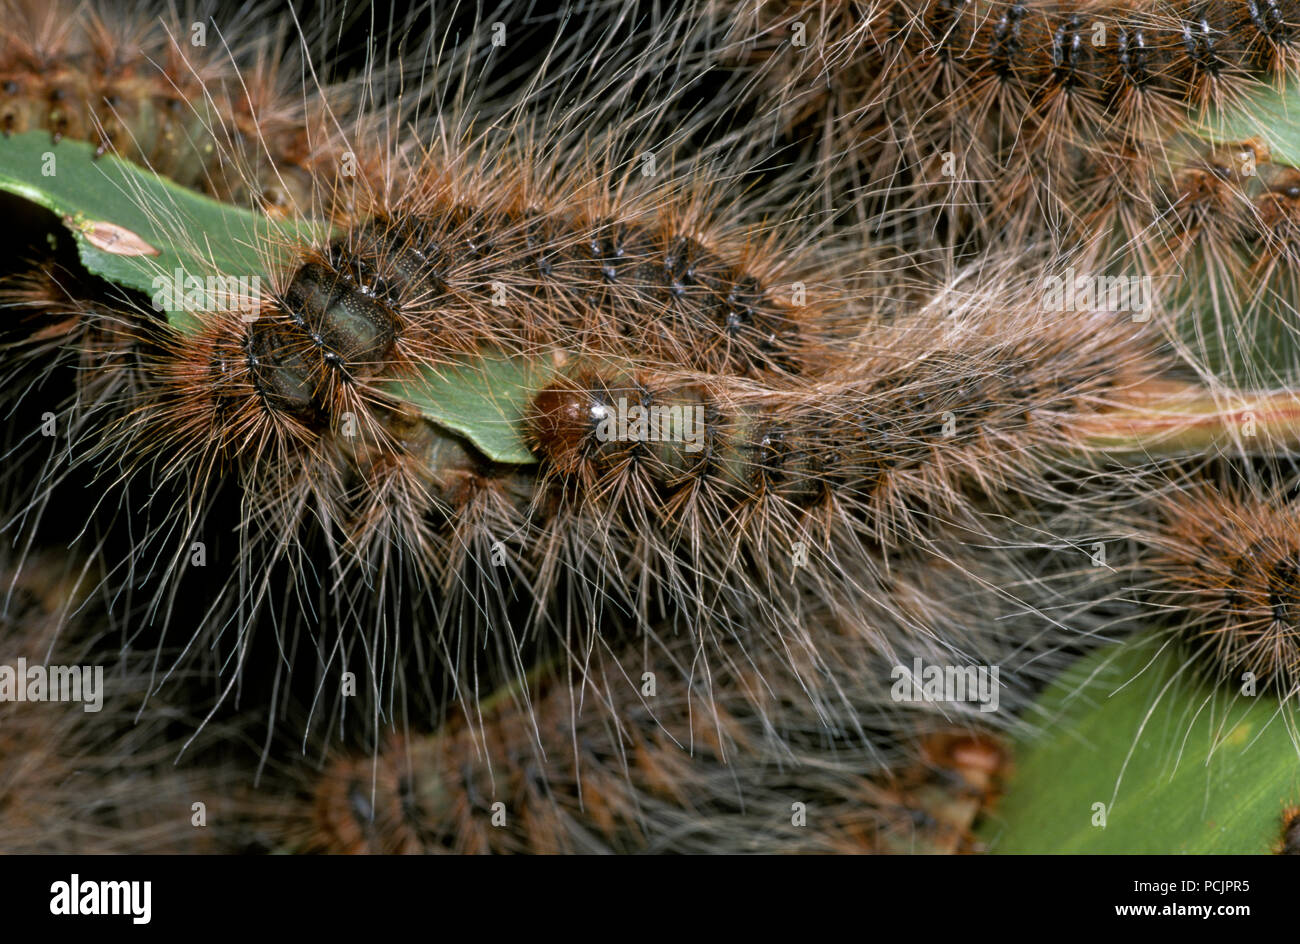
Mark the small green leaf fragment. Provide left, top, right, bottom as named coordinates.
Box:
left=382, top=354, right=554, bottom=466
left=0, top=131, right=325, bottom=328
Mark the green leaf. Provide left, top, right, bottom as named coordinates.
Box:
left=0, top=130, right=324, bottom=331
left=980, top=637, right=1299, bottom=854
left=381, top=354, right=553, bottom=465
left=0, top=130, right=547, bottom=465
left=1196, top=82, right=1300, bottom=168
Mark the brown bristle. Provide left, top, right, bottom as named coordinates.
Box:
left=295, top=582, right=1045, bottom=854
left=1147, top=485, right=1300, bottom=697
left=0, top=0, right=371, bottom=214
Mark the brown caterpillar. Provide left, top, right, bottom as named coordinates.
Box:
left=0, top=0, right=387, bottom=216
left=713, top=0, right=1300, bottom=232
left=1143, top=482, right=1300, bottom=698
left=111, top=219, right=1180, bottom=753
left=698, top=0, right=1300, bottom=381
left=523, top=301, right=1163, bottom=551
left=0, top=0, right=1275, bottom=857
left=292, top=567, right=1046, bottom=855
left=155, top=174, right=836, bottom=454
left=301, top=724, right=1007, bottom=854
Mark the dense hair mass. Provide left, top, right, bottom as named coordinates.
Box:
left=1, top=0, right=1298, bottom=855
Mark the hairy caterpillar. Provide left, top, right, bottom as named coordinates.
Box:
left=694, top=0, right=1300, bottom=387
left=3, top=0, right=1299, bottom=857
left=0, top=0, right=390, bottom=216
left=711, top=0, right=1298, bottom=230
left=1143, top=480, right=1300, bottom=699
left=301, top=723, right=1008, bottom=854
left=293, top=568, right=1042, bottom=855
